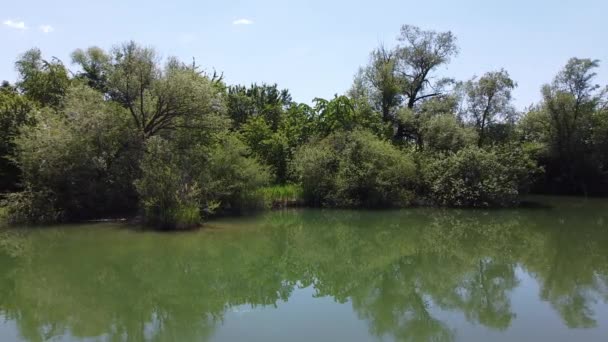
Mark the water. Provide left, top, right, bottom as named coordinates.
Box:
left=0, top=196, right=607, bottom=341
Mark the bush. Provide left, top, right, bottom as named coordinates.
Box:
left=134, top=136, right=202, bottom=230
left=3, top=189, right=62, bottom=224
left=291, top=129, right=417, bottom=208
left=203, top=134, right=271, bottom=211
left=11, top=84, right=139, bottom=222
left=423, top=146, right=540, bottom=207
left=421, top=114, right=477, bottom=152
left=135, top=135, right=270, bottom=229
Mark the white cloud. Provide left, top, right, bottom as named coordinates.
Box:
left=3, top=19, right=27, bottom=30
left=39, top=25, right=54, bottom=33
left=233, top=18, right=254, bottom=25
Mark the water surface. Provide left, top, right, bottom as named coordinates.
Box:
left=1, top=196, right=607, bottom=341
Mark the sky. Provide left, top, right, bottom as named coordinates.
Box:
left=1, top=0, right=607, bottom=109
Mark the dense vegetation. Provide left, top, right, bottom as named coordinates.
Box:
left=0, top=25, right=606, bottom=228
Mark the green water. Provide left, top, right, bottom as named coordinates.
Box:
left=1, top=196, right=608, bottom=341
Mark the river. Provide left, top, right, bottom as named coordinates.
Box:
left=0, top=196, right=607, bottom=341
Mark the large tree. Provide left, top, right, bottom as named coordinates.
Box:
left=521, top=58, right=607, bottom=194
left=353, top=25, right=458, bottom=146
left=105, top=41, right=226, bottom=140
left=394, top=25, right=458, bottom=145
left=463, top=69, right=516, bottom=147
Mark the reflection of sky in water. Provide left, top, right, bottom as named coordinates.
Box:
left=217, top=286, right=376, bottom=342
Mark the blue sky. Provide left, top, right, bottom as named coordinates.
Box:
left=1, top=0, right=606, bottom=109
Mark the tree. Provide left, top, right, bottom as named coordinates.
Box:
left=226, top=83, right=292, bottom=129
left=240, top=102, right=315, bottom=184
left=353, top=26, right=458, bottom=146
left=135, top=134, right=270, bottom=229
left=423, top=146, right=539, bottom=207
left=521, top=58, right=607, bottom=194
left=394, top=25, right=458, bottom=145
left=15, top=48, right=70, bottom=108
left=352, top=45, right=402, bottom=123
left=0, top=85, right=34, bottom=191
left=71, top=46, right=111, bottom=92
left=9, top=84, right=138, bottom=221
left=463, top=69, right=517, bottom=147
left=291, top=129, right=417, bottom=207
left=107, top=41, right=226, bottom=140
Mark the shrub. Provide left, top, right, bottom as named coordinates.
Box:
left=291, top=129, right=417, bottom=208
left=135, top=134, right=270, bottom=229
left=11, top=84, right=138, bottom=222
left=3, top=189, right=62, bottom=224
left=134, top=136, right=202, bottom=230
left=203, top=134, right=271, bottom=211
left=421, top=114, right=477, bottom=152
left=423, top=146, right=540, bottom=207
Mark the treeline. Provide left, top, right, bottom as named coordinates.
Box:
left=0, top=25, right=607, bottom=228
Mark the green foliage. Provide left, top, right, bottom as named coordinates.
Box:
left=463, top=69, right=517, bottom=147
left=11, top=84, right=138, bottom=221
left=255, top=184, right=304, bottom=208
left=103, top=41, right=228, bottom=139
left=15, top=48, right=71, bottom=108
left=4, top=32, right=608, bottom=226
left=134, top=136, right=202, bottom=229
left=3, top=188, right=62, bottom=224
left=519, top=58, right=607, bottom=194
left=353, top=46, right=402, bottom=122
left=0, top=86, right=35, bottom=191
left=350, top=25, right=459, bottom=145
left=135, top=133, right=270, bottom=228
left=203, top=134, right=271, bottom=211
left=423, top=146, right=540, bottom=207
left=421, top=114, right=477, bottom=152
left=226, top=83, right=292, bottom=129
left=71, top=46, right=111, bottom=92
left=292, top=129, right=417, bottom=208
left=239, top=102, right=315, bottom=184
left=313, top=95, right=386, bottom=137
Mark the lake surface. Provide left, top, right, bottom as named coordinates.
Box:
left=0, top=196, right=607, bottom=341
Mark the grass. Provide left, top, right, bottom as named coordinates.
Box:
left=256, top=184, right=304, bottom=208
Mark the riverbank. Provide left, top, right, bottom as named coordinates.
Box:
left=2, top=189, right=605, bottom=229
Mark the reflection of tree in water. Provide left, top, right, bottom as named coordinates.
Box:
left=349, top=256, right=455, bottom=342
left=448, top=259, right=517, bottom=330
left=0, top=199, right=607, bottom=341
left=519, top=207, right=608, bottom=329
left=0, top=227, right=295, bottom=342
